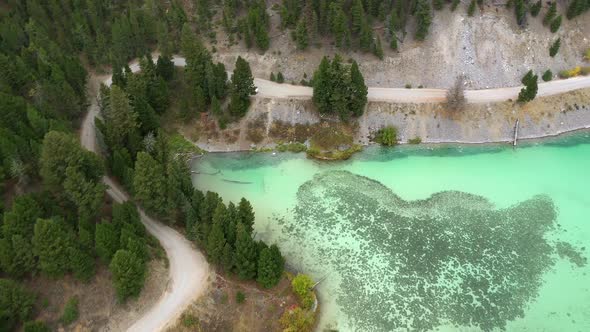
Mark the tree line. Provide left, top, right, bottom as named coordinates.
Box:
left=312, top=55, right=368, bottom=120
left=282, top=0, right=433, bottom=55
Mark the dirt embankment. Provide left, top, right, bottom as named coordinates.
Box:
left=178, top=88, right=590, bottom=152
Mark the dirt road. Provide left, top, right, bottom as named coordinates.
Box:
left=166, top=56, right=590, bottom=103
left=80, top=67, right=210, bottom=332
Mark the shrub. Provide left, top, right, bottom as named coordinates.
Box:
left=405, top=84, right=412, bottom=89
left=181, top=312, right=199, bottom=327
left=542, top=70, right=553, bottom=82
left=559, top=66, right=582, bottom=78
left=276, top=72, right=285, bottom=83
left=530, top=0, right=542, bottom=16
left=270, top=72, right=276, bottom=82
left=279, top=307, right=314, bottom=332
left=375, top=127, right=398, bottom=146
left=408, top=137, right=422, bottom=144
left=468, top=0, right=477, bottom=16
left=291, top=274, right=314, bottom=309
left=24, top=321, right=51, bottom=332
left=549, top=38, right=560, bottom=57
left=550, top=15, right=562, bottom=33
left=236, top=291, right=246, bottom=304
left=61, top=297, right=79, bottom=325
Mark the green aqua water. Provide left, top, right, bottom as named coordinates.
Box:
left=192, top=132, right=590, bottom=332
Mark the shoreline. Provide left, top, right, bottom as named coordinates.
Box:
left=195, top=121, right=590, bottom=154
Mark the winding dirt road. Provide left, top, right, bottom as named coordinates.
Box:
left=80, top=54, right=589, bottom=331
left=81, top=65, right=209, bottom=332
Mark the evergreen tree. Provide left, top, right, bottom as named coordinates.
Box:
left=105, top=85, right=138, bottom=148
left=415, top=0, right=432, bottom=41
left=348, top=61, right=368, bottom=117
left=33, top=218, right=72, bottom=278
left=234, top=223, right=258, bottom=280
left=550, top=15, right=562, bottom=33
left=373, top=36, right=384, bottom=60
left=295, top=19, right=309, bottom=50
left=95, top=222, right=120, bottom=262
left=549, top=38, right=561, bottom=57
left=530, top=0, right=542, bottom=17
left=312, top=56, right=332, bottom=114
left=514, top=0, right=526, bottom=26
left=543, top=2, right=557, bottom=26
left=359, top=20, right=373, bottom=52
left=229, top=57, right=256, bottom=117
left=542, top=69, right=553, bottom=82
left=518, top=71, right=538, bottom=102
left=68, top=245, right=95, bottom=282
left=221, top=243, right=234, bottom=272
left=109, top=249, right=146, bottom=301
left=0, top=279, right=35, bottom=331
left=468, top=0, right=477, bottom=16
left=257, top=244, right=285, bottom=288
left=238, top=198, right=255, bottom=234
left=433, top=0, right=444, bottom=10
left=207, top=203, right=228, bottom=264
left=133, top=152, right=169, bottom=217
left=351, top=0, right=366, bottom=35
left=451, top=0, right=460, bottom=11
left=270, top=72, right=276, bottom=82
left=277, top=72, right=285, bottom=83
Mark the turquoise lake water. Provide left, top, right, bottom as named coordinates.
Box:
left=192, top=133, right=590, bottom=332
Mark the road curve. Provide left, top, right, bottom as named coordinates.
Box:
left=170, top=55, right=590, bottom=103
left=81, top=64, right=210, bottom=332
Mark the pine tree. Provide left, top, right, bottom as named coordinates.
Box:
left=348, top=61, right=368, bottom=117
left=277, top=72, right=285, bottom=83
left=238, top=198, right=256, bottom=234
left=351, top=0, right=366, bottom=35
left=313, top=57, right=332, bottom=114
left=133, top=152, right=169, bottom=216
left=229, top=57, right=256, bottom=117
left=549, top=38, right=561, bottom=57
left=234, top=223, right=258, bottom=280
left=550, top=15, right=562, bottom=33
left=270, top=72, right=276, bottom=82
left=390, top=34, right=398, bottom=50
left=514, top=0, right=526, bottom=26
left=359, top=20, right=373, bottom=52
left=373, top=36, right=384, bottom=60
left=33, top=218, right=72, bottom=278
left=543, top=2, right=557, bottom=26
left=105, top=86, right=138, bottom=148
left=257, top=244, right=285, bottom=288
left=221, top=243, right=234, bottom=272
left=95, top=222, right=120, bottom=262
left=109, top=249, right=146, bottom=301
left=542, top=69, right=553, bottom=82
left=415, top=0, right=432, bottom=41
left=518, top=71, right=538, bottom=102
left=295, top=19, right=309, bottom=50
left=206, top=218, right=226, bottom=264
left=433, top=0, right=444, bottom=10
left=530, top=0, right=542, bottom=17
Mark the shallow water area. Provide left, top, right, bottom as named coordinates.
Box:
left=192, top=132, right=590, bottom=332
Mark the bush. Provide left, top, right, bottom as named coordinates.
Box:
left=408, top=137, right=422, bottom=144
left=270, top=72, right=276, bottom=82
left=375, top=127, right=398, bottom=146
left=276, top=72, right=285, bottom=83
left=279, top=307, right=314, bottom=332
left=61, top=297, right=79, bottom=325
left=530, top=0, right=542, bottom=16
left=181, top=312, right=199, bottom=327
left=549, top=38, right=560, bottom=57
left=405, top=84, right=412, bottom=89
left=542, top=70, right=553, bottom=82
left=291, top=274, right=314, bottom=309
left=550, top=15, right=562, bottom=33
left=277, top=142, right=307, bottom=153
left=236, top=291, right=246, bottom=304
left=468, top=0, right=477, bottom=16
left=559, top=66, right=582, bottom=78
left=24, top=321, right=51, bottom=332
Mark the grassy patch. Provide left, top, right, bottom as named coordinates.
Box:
left=276, top=142, right=307, bottom=153
left=167, top=133, right=203, bottom=156
left=309, top=124, right=354, bottom=151
left=408, top=137, right=422, bottom=144
left=60, top=297, right=79, bottom=325
left=307, top=144, right=362, bottom=160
